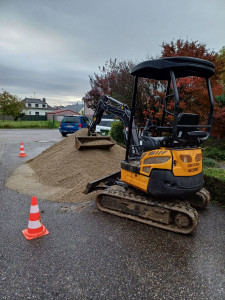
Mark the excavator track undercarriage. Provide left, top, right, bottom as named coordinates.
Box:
left=183, top=187, right=211, bottom=210
left=96, top=185, right=199, bottom=234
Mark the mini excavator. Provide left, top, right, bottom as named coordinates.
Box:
left=76, top=57, right=215, bottom=234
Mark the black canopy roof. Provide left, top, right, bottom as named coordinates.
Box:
left=131, top=57, right=215, bottom=80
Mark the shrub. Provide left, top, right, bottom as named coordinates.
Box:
left=203, top=146, right=225, bottom=161
left=110, top=120, right=125, bottom=145
left=202, top=157, right=219, bottom=168
left=47, top=120, right=54, bottom=127
left=204, top=168, right=225, bottom=206
left=202, top=138, right=225, bottom=161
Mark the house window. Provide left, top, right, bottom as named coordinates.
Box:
left=28, top=103, right=31, bottom=107
left=35, top=104, right=39, bottom=108
left=42, top=104, right=46, bottom=108
left=35, top=112, right=39, bottom=116
left=29, top=111, right=31, bottom=115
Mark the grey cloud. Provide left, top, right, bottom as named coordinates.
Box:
left=0, top=0, right=225, bottom=106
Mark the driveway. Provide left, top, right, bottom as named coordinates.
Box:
left=0, top=129, right=225, bottom=300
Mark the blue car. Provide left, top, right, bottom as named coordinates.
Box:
left=59, top=115, right=90, bottom=137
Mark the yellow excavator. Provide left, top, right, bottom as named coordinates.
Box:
left=76, top=57, right=215, bottom=234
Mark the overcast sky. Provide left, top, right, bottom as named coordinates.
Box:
left=0, top=0, right=225, bottom=106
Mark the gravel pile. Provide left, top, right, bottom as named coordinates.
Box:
left=6, top=129, right=126, bottom=203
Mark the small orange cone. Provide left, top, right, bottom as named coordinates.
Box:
left=18, top=142, right=27, bottom=157
left=22, top=196, right=49, bottom=240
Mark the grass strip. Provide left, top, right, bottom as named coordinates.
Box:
left=0, top=120, right=60, bottom=129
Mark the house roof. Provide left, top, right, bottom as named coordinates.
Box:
left=64, top=103, right=84, bottom=113
left=22, top=98, right=53, bottom=109
left=47, top=109, right=80, bottom=115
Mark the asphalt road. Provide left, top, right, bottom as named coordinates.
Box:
left=0, top=129, right=225, bottom=300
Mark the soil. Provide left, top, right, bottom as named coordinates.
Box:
left=6, top=129, right=126, bottom=203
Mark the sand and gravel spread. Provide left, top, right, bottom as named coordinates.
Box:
left=6, top=129, right=126, bottom=203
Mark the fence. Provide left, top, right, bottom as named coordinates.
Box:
left=0, top=115, right=14, bottom=121
left=20, top=115, right=47, bottom=121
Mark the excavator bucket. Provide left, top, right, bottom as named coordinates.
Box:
left=75, top=135, right=115, bottom=150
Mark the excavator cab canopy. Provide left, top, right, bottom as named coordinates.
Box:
left=131, top=57, right=215, bottom=79
left=125, top=57, right=215, bottom=160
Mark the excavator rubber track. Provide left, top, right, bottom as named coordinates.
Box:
left=96, top=186, right=199, bottom=234
left=183, top=187, right=211, bottom=210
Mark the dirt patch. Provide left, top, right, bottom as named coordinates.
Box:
left=6, top=129, right=126, bottom=203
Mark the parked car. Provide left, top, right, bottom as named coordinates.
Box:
left=96, top=118, right=114, bottom=135
left=59, top=115, right=90, bottom=137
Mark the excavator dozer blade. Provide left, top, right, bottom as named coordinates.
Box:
left=75, top=136, right=115, bottom=150
left=83, top=171, right=121, bottom=194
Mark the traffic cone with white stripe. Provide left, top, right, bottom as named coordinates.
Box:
left=18, top=142, right=27, bottom=157
left=22, top=196, right=49, bottom=240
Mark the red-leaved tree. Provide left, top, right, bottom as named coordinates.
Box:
left=83, top=59, right=154, bottom=123
left=160, top=39, right=225, bottom=128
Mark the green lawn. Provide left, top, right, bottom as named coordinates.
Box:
left=0, top=120, right=60, bottom=129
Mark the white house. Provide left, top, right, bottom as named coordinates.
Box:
left=22, top=98, right=54, bottom=116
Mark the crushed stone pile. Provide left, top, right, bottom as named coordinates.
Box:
left=6, top=129, right=126, bottom=203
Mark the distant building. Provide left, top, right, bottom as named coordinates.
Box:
left=54, top=105, right=65, bottom=110
left=22, top=98, right=53, bottom=116
left=47, top=109, right=79, bottom=121
left=64, top=102, right=84, bottom=115
left=83, top=101, right=94, bottom=118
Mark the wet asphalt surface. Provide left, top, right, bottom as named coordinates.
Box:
left=0, top=129, right=225, bottom=300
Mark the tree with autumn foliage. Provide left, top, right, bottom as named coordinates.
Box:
left=160, top=39, right=225, bottom=131
left=213, top=46, right=225, bottom=137
left=83, top=59, right=134, bottom=109
left=83, top=59, right=153, bottom=123
left=83, top=59, right=167, bottom=124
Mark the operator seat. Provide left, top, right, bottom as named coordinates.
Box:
left=177, top=113, right=207, bottom=141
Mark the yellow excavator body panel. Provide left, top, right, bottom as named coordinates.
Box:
left=172, top=148, right=202, bottom=176
left=139, top=149, right=172, bottom=176
left=121, top=147, right=203, bottom=194
left=121, top=169, right=149, bottom=192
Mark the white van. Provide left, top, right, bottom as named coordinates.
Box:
left=96, top=118, right=114, bottom=135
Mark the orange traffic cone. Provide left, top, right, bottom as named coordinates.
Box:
left=18, top=142, right=27, bottom=157
left=22, top=196, right=49, bottom=240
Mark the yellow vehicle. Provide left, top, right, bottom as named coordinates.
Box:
left=79, top=57, right=215, bottom=234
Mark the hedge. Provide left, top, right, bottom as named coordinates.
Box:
left=110, top=120, right=125, bottom=145
left=204, top=168, right=225, bottom=206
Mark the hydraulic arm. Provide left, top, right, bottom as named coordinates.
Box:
left=88, top=95, right=141, bottom=157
